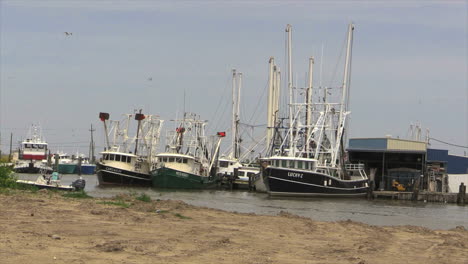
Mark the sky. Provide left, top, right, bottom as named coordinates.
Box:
left=0, top=0, right=467, bottom=157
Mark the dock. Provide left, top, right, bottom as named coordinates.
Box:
left=373, top=189, right=467, bottom=204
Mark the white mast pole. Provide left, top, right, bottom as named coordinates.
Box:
left=286, top=24, right=294, bottom=157
left=231, top=69, right=237, bottom=159
left=332, top=23, right=354, bottom=166
left=305, top=57, right=314, bottom=155
left=266, top=58, right=275, bottom=152
left=236, top=72, right=242, bottom=159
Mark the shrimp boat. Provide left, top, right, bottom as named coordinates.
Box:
left=260, top=24, right=369, bottom=197
left=217, top=69, right=259, bottom=189
left=13, top=125, right=53, bottom=174
left=151, top=112, right=224, bottom=189
left=96, top=111, right=163, bottom=186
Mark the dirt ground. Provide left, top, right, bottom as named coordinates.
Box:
left=0, top=190, right=466, bottom=264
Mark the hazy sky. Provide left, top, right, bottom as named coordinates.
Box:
left=1, top=0, right=467, bottom=156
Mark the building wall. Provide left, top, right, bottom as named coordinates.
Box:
left=428, top=149, right=468, bottom=174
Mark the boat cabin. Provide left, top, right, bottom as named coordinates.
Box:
left=21, top=140, right=48, bottom=160
left=264, top=156, right=317, bottom=171
left=157, top=153, right=205, bottom=176
left=100, top=151, right=137, bottom=171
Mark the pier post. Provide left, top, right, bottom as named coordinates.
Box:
left=54, top=154, right=59, bottom=172
left=457, top=183, right=466, bottom=205
left=77, top=157, right=82, bottom=176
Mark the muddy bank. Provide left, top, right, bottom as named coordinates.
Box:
left=0, top=191, right=466, bottom=264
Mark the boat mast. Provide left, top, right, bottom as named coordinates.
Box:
left=332, top=23, right=354, bottom=167
left=305, top=57, right=314, bottom=156
left=89, top=124, right=95, bottom=163
left=266, top=57, right=275, bottom=153
left=231, top=69, right=241, bottom=160
left=235, top=72, right=242, bottom=159
left=99, top=113, right=111, bottom=150
left=134, top=109, right=144, bottom=155
left=286, top=24, right=294, bottom=157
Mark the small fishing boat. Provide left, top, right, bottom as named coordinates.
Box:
left=16, top=172, right=86, bottom=191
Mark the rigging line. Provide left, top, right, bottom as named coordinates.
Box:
left=247, top=79, right=269, bottom=126
left=206, top=73, right=231, bottom=132
left=328, top=30, right=347, bottom=88
left=429, top=137, right=468, bottom=149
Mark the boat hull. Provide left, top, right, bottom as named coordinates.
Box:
left=58, top=164, right=76, bottom=174
left=79, top=164, right=96, bottom=175
left=152, top=167, right=218, bottom=189
left=264, top=167, right=369, bottom=197
left=14, top=162, right=53, bottom=174
left=96, top=163, right=151, bottom=186
left=16, top=180, right=74, bottom=191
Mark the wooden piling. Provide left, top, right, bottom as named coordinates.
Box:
left=457, top=183, right=466, bottom=205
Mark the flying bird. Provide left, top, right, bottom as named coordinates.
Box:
left=64, top=32, right=73, bottom=36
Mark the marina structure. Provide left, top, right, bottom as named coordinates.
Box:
left=96, top=111, right=164, bottom=186
left=260, top=23, right=369, bottom=197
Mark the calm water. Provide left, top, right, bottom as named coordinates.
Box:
left=15, top=173, right=467, bottom=230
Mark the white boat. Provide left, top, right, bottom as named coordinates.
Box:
left=95, top=111, right=164, bottom=186
left=16, top=172, right=86, bottom=191
left=13, top=125, right=53, bottom=174
left=217, top=69, right=260, bottom=189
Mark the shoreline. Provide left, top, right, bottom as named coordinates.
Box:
left=0, top=189, right=467, bottom=264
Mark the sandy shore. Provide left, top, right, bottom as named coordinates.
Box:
left=0, top=190, right=466, bottom=264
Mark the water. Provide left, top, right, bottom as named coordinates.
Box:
left=15, top=173, right=467, bottom=230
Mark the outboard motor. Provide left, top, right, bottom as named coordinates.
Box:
left=71, top=177, right=86, bottom=191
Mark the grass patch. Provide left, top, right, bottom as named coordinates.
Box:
left=97, top=200, right=131, bottom=208
left=0, top=166, right=16, bottom=188
left=174, top=213, right=191, bottom=220
left=136, top=193, right=151, bottom=203
left=62, top=190, right=92, bottom=199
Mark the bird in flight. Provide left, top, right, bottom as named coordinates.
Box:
left=64, top=32, right=73, bottom=36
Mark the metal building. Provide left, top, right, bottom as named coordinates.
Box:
left=347, top=137, right=426, bottom=191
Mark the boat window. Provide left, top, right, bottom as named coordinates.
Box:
left=169, top=157, right=175, bottom=162
left=297, top=161, right=303, bottom=169
left=127, top=157, right=132, bottom=163
left=183, top=159, right=188, bottom=163
left=247, top=172, right=255, bottom=177
left=109, top=154, right=115, bottom=161
left=25, top=144, right=31, bottom=148
left=103, top=154, right=108, bottom=160
left=275, top=160, right=280, bottom=167
left=115, top=155, right=121, bottom=162
left=219, top=161, right=229, bottom=167
left=239, top=172, right=245, bottom=176
left=121, top=156, right=126, bottom=162
left=281, top=160, right=287, bottom=167
left=38, top=145, right=44, bottom=149
left=230, top=162, right=234, bottom=166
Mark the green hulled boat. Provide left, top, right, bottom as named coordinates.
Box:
left=152, top=166, right=218, bottom=189
left=151, top=113, right=224, bottom=189
left=57, top=163, right=76, bottom=174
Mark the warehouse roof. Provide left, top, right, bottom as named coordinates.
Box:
left=348, top=137, right=427, bottom=153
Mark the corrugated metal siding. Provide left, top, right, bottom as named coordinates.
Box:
left=427, top=149, right=449, bottom=162
left=348, top=138, right=387, bottom=150
left=387, top=139, right=426, bottom=152
left=447, top=155, right=468, bottom=174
